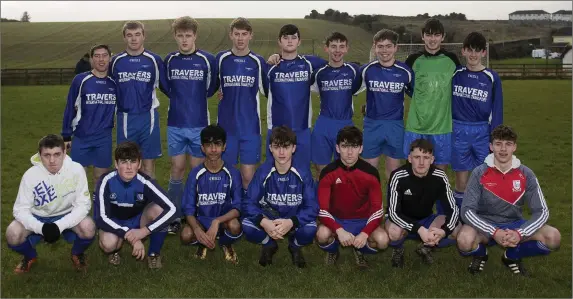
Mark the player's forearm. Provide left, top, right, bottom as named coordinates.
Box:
left=215, top=209, right=240, bottom=224
left=186, top=215, right=202, bottom=231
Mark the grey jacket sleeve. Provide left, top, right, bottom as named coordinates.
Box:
left=461, top=166, right=498, bottom=237
left=517, top=166, right=549, bottom=238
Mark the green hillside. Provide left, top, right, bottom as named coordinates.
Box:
left=1, top=18, right=375, bottom=68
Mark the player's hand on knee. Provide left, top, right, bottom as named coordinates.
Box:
left=194, top=227, right=215, bottom=249
left=336, top=228, right=354, bottom=247
left=274, top=219, right=294, bottom=236
left=64, top=141, right=72, bottom=152
left=504, top=229, right=521, bottom=247
left=42, top=223, right=61, bottom=243
left=132, top=240, right=145, bottom=260
left=353, top=232, right=369, bottom=249
left=125, top=228, right=150, bottom=245
left=217, top=89, right=223, bottom=101
left=493, top=229, right=510, bottom=247
left=205, top=222, right=219, bottom=249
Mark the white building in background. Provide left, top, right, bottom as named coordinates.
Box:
left=552, top=10, right=572, bottom=22
left=509, top=10, right=551, bottom=21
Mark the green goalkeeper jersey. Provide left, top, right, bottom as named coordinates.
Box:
left=405, top=49, right=460, bottom=134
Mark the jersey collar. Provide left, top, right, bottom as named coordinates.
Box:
left=336, top=159, right=358, bottom=171
left=422, top=48, right=445, bottom=57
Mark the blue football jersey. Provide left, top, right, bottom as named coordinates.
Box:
left=243, top=161, right=318, bottom=228
left=266, top=55, right=327, bottom=130
left=216, top=50, right=269, bottom=136
left=61, top=72, right=117, bottom=140
left=164, top=50, right=218, bottom=128
left=311, top=63, right=362, bottom=120
left=109, top=49, right=169, bottom=114
left=452, top=66, right=503, bottom=130
left=182, top=163, right=243, bottom=218
left=356, top=61, right=413, bottom=120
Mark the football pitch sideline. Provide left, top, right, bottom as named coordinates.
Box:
left=1, top=80, right=571, bottom=298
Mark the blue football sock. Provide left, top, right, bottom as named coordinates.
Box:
left=168, top=179, right=183, bottom=219
left=437, top=237, right=457, bottom=248
left=459, top=243, right=487, bottom=257
left=261, top=236, right=277, bottom=248
left=8, top=240, right=37, bottom=259
left=148, top=230, right=168, bottom=256
left=454, top=191, right=464, bottom=208
left=505, top=240, right=551, bottom=260
left=318, top=239, right=340, bottom=253
left=71, top=237, right=94, bottom=255
left=389, top=237, right=406, bottom=248
left=219, top=229, right=242, bottom=246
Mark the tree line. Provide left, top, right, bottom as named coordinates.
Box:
left=1, top=11, right=31, bottom=22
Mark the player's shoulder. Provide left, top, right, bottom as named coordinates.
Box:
left=290, top=162, right=312, bottom=180
left=481, top=68, right=501, bottom=82
left=405, top=51, right=425, bottom=66
left=361, top=60, right=379, bottom=71
left=441, top=49, right=461, bottom=65
left=224, top=163, right=242, bottom=177
left=197, top=49, right=215, bottom=59
left=111, top=50, right=127, bottom=60
left=393, top=60, right=414, bottom=74
left=216, top=49, right=232, bottom=59
left=517, top=162, right=537, bottom=180
left=164, top=51, right=180, bottom=60
left=430, top=166, right=450, bottom=183
left=319, top=160, right=340, bottom=181
left=71, top=72, right=92, bottom=84
left=355, top=159, right=381, bottom=182
left=389, top=164, right=411, bottom=181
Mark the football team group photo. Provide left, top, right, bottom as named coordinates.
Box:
left=1, top=1, right=571, bottom=298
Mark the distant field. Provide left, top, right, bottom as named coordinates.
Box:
left=1, top=81, right=571, bottom=298
left=0, top=18, right=375, bottom=68
left=491, top=57, right=563, bottom=65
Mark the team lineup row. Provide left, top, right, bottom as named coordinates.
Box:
left=7, top=16, right=560, bottom=276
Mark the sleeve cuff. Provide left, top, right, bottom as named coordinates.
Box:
left=254, top=214, right=265, bottom=229
left=411, top=223, right=422, bottom=235
left=290, top=216, right=300, bottom=229
left=441, top=224, right=453, bottom=238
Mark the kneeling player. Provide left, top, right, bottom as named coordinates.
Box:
left=316, top=126, right=388, bottom=268
left=242, top=126, right=319, bottom=268
left=457, top=125, right=560, bottom=276
left=94, top=141, right=176, bottom=269
left=6, top=134, right=95, bottom=273
left=180, top=125, right=243, bottom=264
left=387, top=139, right=460, bottom=268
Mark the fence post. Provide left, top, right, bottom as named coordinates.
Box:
left=25, top=69, right=29, bottom=85
left=522, top=64, right=525, bottom=77
left=60, top=68, right=64, bottom=85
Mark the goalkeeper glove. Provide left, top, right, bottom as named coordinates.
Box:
left=42, top=223, right=61, bottom=243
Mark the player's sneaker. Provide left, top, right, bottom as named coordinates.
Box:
left=259, top=244, right=278, bottom=267
left=353, top=248, right=368, bottom=269
left=415, top=243, right=434, bottom=265
left=71, top=253, right=87, bottom=272
left=288, top=245, right=306, bottom=268
left=325, top=250, right=339, bottom=266
left=391, top=248, right=405, bottom=268
left=502, top=254, right=529, bottom=276
left=108, top=252, right=121, bottom=266
left=14, top=256, right=37, bottom=274
left=148, top=253, right=162, bottom=269
left=222, top=245, right=238, bottom=265
left=195, top=244, right=207, bottom=260
left=468, top=254, right=488, bottom=274
left=167, top=219, right=181, bottom=235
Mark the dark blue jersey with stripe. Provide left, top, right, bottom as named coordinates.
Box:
left=164, top=49, right=218, bottom=128
left=266, top=55, right=327, bottom=130
left=110, top=49, right=169, bottom=114
left=61, top=72, right=117, bottom=140
left=93, top=171, right=176, bottom=238
left=243, top=161, right=318, bottom=228
left=216, top=50, right=269, bottom=136
left=312, top=63, right=361, bottom=120
left=452, top=66, right=503, bottom=129
left=182, top=163, right=243, bottom=218
left=356, top=61, right=413, bottom=120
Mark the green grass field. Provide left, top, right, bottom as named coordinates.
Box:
left=0, top=18, right=375, bottom=69
left=490, top=57, right=563, bottom=65
left=1, top=80, right=571, bottom=298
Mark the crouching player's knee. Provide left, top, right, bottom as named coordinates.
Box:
left=293, top=223, right=318, bottom=246
left=456, top=225, right=479, bottom=252
left=224, top=218, right=242, bottom=236
left=74, top=217, right=96, bottom=239
left=5, top=220, right=29, bottom=246
left=180, top=224, right=195, bottom=244
left=98, top=231, right=122, bottom=254
left=315, top=225, right=334, bottom=244
left=368, top=226, right=389, bottom=250
left=534, top=225, right=561, bottom=251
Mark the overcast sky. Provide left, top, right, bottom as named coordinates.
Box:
left=1, top=1, right=571, bottom=22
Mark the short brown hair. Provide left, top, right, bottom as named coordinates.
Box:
left=490, top=124, right=518, bottom=143
left=325, top=31, right=348, bottom=46
left=90, top=44, right=111, bottom=57
left=122, top=21, right=145, bottom=36
left=115, top=141, right=142, bottom=162
left=409, top=138, right=434, bottom=155
left=172, top=16, right=199, bottom=34
left=373, top=29, right=399, bottom=45
left=38, top=134, right=65, bottom=154
left=269, top=126, right=296, bottom=147
left=230, top=17, right=252, bottom=32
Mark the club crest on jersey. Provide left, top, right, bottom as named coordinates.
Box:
left=335, top=178, right=342, bottom=184
left=512, top=180, right=521, bottom=192
left=136, top=193, right=144, bottom=202
left=289, top=184, right=297, bottom=189
left=224, top=184, right=229, bottom=188
left=110, top=193, right=117, bottom=200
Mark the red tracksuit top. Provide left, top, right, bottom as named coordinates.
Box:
left=317, top=159, right=383, bottom=236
